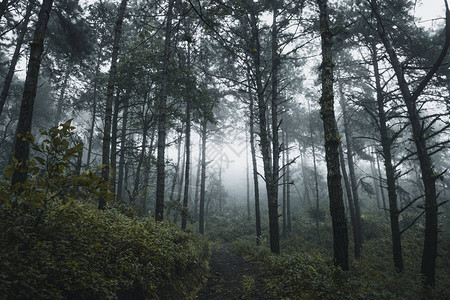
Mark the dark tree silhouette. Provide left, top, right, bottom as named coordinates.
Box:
left=11, top=0, right=54, bottom=189
left=316, top=0, right=349, bottom=270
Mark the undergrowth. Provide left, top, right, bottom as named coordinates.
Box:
left=234, top=221, right=450, bottom=300
left=0, top=198, right=209, bottom=299
left=0, top=120, right=209, bottom=299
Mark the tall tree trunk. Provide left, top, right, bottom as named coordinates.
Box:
left=193, top=135, right=201, bottom=220
left=246, top=125, right=251, bottom=221
left=338, top=136, right=357, bottom=254
left=0, top=0, right=33, bottom=118
left=218, top=148, right=223, bottom=212
left=142, top=158, right=150, bottom=214
left=282, top=129, right=287, bottom=237
left=181, top=101, right=191, bottom=230
left=116, top=94, right=129, bottom=202
left=131, top=121, right=148, bottom=205
left=370, top=152, right=381, bottom=209
left=86, top=46, right=104, bottom=168
left=11, top=0, right=54, bottom=188
left=300, top=149, right=312, bottom=206
left=218, top=152, right=223, bottom=211
left=155, top=0, right=174, bottom=221
left=370, top=2, right=450, bottom=282
left=308, top=98, right=321, bottom=238
left=143, top=126, right=156, bottom=211
left=249, top=6, right=279, bottom=252
left=199, top=116, right=207, bottom=234
left=75, top=141, right=83, bottom=176
left=248, top=76, right=261, bottom=245
left=376, top=152, right=387, bottom=211
left=268, top=3, right=280, bottom=254
left=170, top=128, right=183, bottom=200
left=338, top=79, right=362, bottom=258
left=99, top=0, right=128, bottom=209
left=286, top=130, right=291, bottom=233
left=54, top=60, right=73, bottom=125
left=124, top=161, right=130, bottom=202
left=175, top=138, right=186, bottom=223
left=110, top=90, right=121, bottom=196
left=316, top=0, right=348, bottom=270
left=370, top=40, right=404, bottom=272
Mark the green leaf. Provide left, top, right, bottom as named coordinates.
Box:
left=35, top=157, right=46, bottom=166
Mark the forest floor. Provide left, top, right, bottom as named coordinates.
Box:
left=195, top=243, right=273, bottom=300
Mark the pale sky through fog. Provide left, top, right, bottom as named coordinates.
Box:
left=415, top=0, right=446, bottom=20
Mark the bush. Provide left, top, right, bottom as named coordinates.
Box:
left=0, top=121, right=209, bottom=299
left=236, top=241, right=383, bottom=300
left=205, top=210, right=258, bottom=243
left=360, top=214, right=388, bottom=241
left=306, top=206, right=327, bottom=223
left=234, top=227, right=450, bottom=300
left=0, top=200, right=209, bottom=299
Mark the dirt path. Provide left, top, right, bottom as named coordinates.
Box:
left=195, top=244, right=272, bottom=300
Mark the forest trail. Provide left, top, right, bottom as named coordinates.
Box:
left=195, top=244, right=272, bottom=300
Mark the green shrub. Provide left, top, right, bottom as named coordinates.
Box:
left=0, top=200, right=209, bottom=299
left=205, top=210, right=258, bottom=243
left=360, top=214, right=388, bottom=241
left=306, top=206, right=327, bottom=223
left=4, top=119, right=113, bottom=212
left=0, top=121, right=209, bottom=299
left=241, top=246, right=383, bottom=299
left=235, top=227, right=450, bottom=299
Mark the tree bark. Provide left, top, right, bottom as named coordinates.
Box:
left=246, top=125, right=251, bottom=221
left=370, top=39, right=403, bottom=272
left=282, top=129, right=287, bottom=237
left=86, top=45, right=104, bottom=169
left=181, top=101, right=191, bottom=230
left=199, top=116, right=207, bottom=234
left=248, top=74, right=262, bottom=244
left=300, top=149, right=312, bottom=207
left=267, top=2, right=280, bottom=254
left=0, top=0, right=33, bottom=118
left=131, top=120, right=148, bottom=206
left=370, top=0, right=450, bottom=284
left=316, top=0, right=348, bottom=270
left=193, top=135, right=201, bottom=220
left=218, top=153, right=223, bottom=211
left=142, top=158, right=150, bottom=214
left=116, top=94, right=129, bottom=202
left=110, top=90, right=121, bottom=196
left=142, top=128, right=155, bottom=214
left=376, top=152, right=387, bottom=211
left=54, top=60, right=73, bottom=125
left=11, top=0, right=54, bottom=189
left=175, top=138, right=186, bottom=223
left=248, top=3, right=280, bottom=253
left=99, top=0, right=128, bottom=209
left=286, top=130, right=291, bottom=233
left=155, top=0, right=174, bottom=221
left=308, top=98, right=321, bottom=238
left=338, top=137, right=356, bottom=229
left=338, top=79, right=362, bottom=258
left=336, top=123, right=357, bottom=251
left=170, top=128, right=183, bottom=200
left=75, top=141, right=83, bottom=177
left=370, top=155, right=381, bottom=209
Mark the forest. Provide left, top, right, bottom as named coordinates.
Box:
left=0, top=0, right=450, bottom=299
